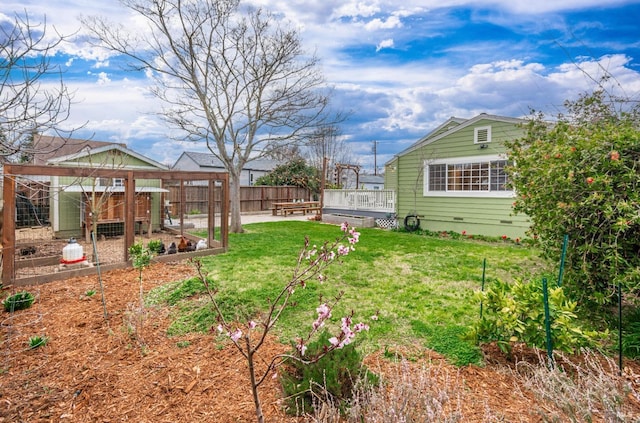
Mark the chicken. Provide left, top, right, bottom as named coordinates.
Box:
left=177, top=236, right=188, bottom=253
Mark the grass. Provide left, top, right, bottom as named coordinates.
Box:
left=148, top=220, right=542, bottom=366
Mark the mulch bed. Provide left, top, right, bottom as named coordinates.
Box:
left=1, top=261, right=639, bottom=422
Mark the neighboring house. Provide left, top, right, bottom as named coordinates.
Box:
left=359, top=174, right=385, bottom=190
left=46, top=143, right=169, bottom=239
left=172, top=151, right=279, bottom=186
left=385, top=113, right=529, bottom=238
left=32, top=134, right=127, bottom=166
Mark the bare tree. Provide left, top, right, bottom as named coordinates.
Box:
left=81, top=0, right=333, bottom=232
left=0, top=11, right=76, bottom=163
left=304, top=125, right=354, bottom=181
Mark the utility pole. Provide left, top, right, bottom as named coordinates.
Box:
left=372, top=140, right=378, bottom=175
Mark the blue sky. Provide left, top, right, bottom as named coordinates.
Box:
left=4, top=1, right=640, bottom=172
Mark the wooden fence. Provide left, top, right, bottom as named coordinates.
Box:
left=166, top=185, right=311, bottom=215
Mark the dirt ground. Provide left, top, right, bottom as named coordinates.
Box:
left=1, top=261, right=639, bottom=422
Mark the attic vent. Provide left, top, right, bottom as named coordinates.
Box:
left=474, top=126, right=492, bottom=144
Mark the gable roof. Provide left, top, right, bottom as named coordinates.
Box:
left=47, top=143, right=169, bottom=170
left=175, top=151, right=281, bottom=172
left=390, top=113, right=527, bottom=162
left=32, top=135, right=127, bottom=166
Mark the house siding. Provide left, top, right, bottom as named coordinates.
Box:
left=52, top=149, right=167, bottom=238
left=390, top=117, right=529, bottom=238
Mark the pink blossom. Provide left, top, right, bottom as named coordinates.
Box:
left=353, top=322, right=369, bottom=332
left=370, top=315, right=378, bottom=321
left=230, top=328, right=243, bottom=342
left=316, top=303, right=331, bottom=319
left=297, top=342, right=307, bottom=356
left=248, top=320, right=257, bottom=330
left=317, top=274, right=325, bottom=282
left=341, top=222, right=349, bottom=232
left=337, top=245, right=350, bottom=256
left=313, top=303, right=332, bottom=330
left=328, top=336, right=339, bottom=346
left=217, top=324, right=224, bottom=333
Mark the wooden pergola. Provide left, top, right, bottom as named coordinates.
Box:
left=2, top=164, right=229, bottom=286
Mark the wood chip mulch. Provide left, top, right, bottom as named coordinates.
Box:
left=1, top=261, right=639, bottom=422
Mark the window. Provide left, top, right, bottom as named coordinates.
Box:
left=474, top=126, right=491, bottom=144
left=425, top=157, right=511, bottom=197
left=97, top=177, right=124, bottom=187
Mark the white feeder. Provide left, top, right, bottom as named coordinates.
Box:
left=61, top=238, right=85, bottom=264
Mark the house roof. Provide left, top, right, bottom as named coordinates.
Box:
left=360, top=175, right=384, bottom=184
left=32, top=135, right=127, bottom=166
left=47, top=143, right=169, bottom=170
left=175, top=151, right=281, bottom=172
left=387, top=113, right=527, bottom=164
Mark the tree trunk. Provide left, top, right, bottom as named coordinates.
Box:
left=229, top=173, right=244, bottom=233
left=247, top=349, right=264, bottom=423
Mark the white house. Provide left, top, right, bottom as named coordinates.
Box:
left=359, top=175, right=385, bottom=190
left=172, top=151, right=280, bottom=186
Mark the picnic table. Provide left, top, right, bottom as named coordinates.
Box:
left=271, top=201, right=321, bottom=216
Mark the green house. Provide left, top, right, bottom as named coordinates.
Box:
left=47, top=144, right=169, bottom=239
left=385, top=113, right=529, bottom=238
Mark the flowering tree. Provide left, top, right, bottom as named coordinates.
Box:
left=505, top=90, right=640, bottom=305
left=193, top=223, right=369, bottom=423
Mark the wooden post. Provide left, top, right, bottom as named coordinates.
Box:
left=208, top=179, right=215, bottom=247
left=220, top=174, right=229, bottom=250
left=320, top=157, right=327, bottom=220
left=124, top=171, right=135, bottom=261
left=2, top=168, right=16, bottom=284
left=180, top=180, right=185, bottom=236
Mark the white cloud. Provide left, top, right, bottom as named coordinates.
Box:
left=376, top=39, right=394, bottom=51
left=95, top=72, right=111, bottom=85
left=364, top=15, right=403, bottom=31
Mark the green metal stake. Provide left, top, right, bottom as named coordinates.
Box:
left=618, top=282, right=623, bottom=376
left=91, top=231, right=108, bottom=320
left=557, top=234, right=568, bottom=287
left=542, top=277, right=554, bottom=368
left=480, top=258, right=486, bottom=319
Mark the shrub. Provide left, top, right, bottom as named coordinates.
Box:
left=147, top=239, right=163, bottom=254
left=505, top=90, right=640, bottom=306
left=280, top=329, right=377, bottom=415
left=469, top=278, right=605, bottom=355
left=3, top=291, right=35, bottom=312
left=518, top=349, right=633, bottom=421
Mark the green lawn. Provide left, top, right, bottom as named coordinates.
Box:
left=148, top=220, right=544, bottom=365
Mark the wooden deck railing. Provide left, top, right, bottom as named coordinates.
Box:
left=323, top=189, right=396, bottom=213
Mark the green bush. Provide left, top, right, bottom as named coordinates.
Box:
left=3, top=291, right=35, bottom=312
left=505, top=90, right=640, bottom=305
left=621, top=306, right=640, bottom=359
left=147, top=239, right=163, bottom=254
left=469, top=278, right=605, bottom=355
left=280, top=330, right=377, bottom=415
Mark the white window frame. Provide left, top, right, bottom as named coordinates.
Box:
left=474, top=126, right=492, bottom=144
left=423, top=155, right=514, bottom=198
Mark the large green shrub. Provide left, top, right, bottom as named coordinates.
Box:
left=506, top=90, right=640, bottom=305
left=280, top=329, right=377, bottom=415
left=254, top=158, right=320, bottom=193
left=469, top=278, right=605, bottom=355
